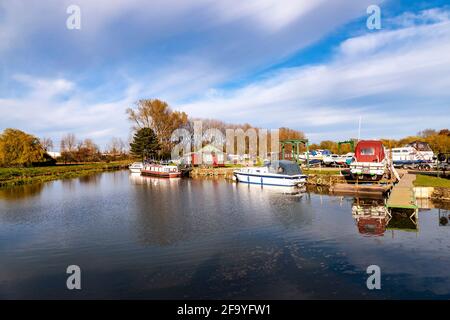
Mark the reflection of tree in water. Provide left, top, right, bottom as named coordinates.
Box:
left=78, top=173, right=101, bottom=184
left=0, top=184, right=45, bottom=223
left=0, top=183, right=44, bottom=201
left=434, top=200, right=450, bottom=210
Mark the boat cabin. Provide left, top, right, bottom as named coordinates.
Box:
left=265, top=160, right=303, bottom=176
left=354, top=140, right=385, bottom=163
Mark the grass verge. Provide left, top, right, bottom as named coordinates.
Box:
left=413, top=174, right=450, bottom=188
left=0, top=161, right=130, bottom=188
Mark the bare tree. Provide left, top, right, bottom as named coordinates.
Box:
left=108, top=137, right=126, bottom=155
left=40, top=137, right=54, bottom=151
left=418, top=129, right=437, bottom=138
left=60, top=133, right=77, bottom=152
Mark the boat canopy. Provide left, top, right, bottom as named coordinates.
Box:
left=267, top=160, right=302, bottom=175
left=406, top=141, right=433, bottom=152
left=354, top=140, right=385, bottom=163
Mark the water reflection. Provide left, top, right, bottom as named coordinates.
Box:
left=0, top=183, right=44, bottom=201
left=233, top=182, right=306, bottom=196
left=129, top=172, right=182, bottom=188
left=351, top=198, right=420, bottom=236
left=78, top=174, right=102, bottom=184
left=439, top=209, right=450, bottom=226
left=352, top=198, right=388, bottom=236
left=2, top=170, right=450, bottom=299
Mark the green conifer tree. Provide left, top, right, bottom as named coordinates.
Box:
left=129, top=128, right=161, bottom=161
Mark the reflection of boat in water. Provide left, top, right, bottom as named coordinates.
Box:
left=352, top=197, right=419, bottom=235
left=129, top=172, right=182, bottom=187
left=233, top=160, right=307, bottom=187
left=234, top=181, right=306, bottom=196
left=352, top=198, right=389, bottom=236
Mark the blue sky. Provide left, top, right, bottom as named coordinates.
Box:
left=1, top=0, right=450, bottom=149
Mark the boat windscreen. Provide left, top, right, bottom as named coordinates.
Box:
left=269, top=161, right=302, bottom=175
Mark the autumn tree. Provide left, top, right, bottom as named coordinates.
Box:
left=0, top=129, right=45, bottom=167
left=278, top=127, right=306, bottom=154
left=127, top=99, right=188, bottom=158
left=74, top=139, right=101, bottom=162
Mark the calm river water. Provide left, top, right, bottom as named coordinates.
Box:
left=1, top=170, right=450, bottom=299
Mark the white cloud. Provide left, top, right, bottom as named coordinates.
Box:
left=179, top=9, right=450, bottom=141
left=1, top=3, right=449, bottom=144
left=0, top=75, right=137, bottom=149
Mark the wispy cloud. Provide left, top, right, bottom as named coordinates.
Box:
left=0, top=75, right=137, bottom=147
left=1, top=2, right=449, bottom=145
left=179, top=8, right=450, bottom=140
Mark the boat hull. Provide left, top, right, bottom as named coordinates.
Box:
left=234, top=172, right=306, bottom=187
left=141, top=170, right=181, bottom=178
left=129, top=168, right=142, bottom=173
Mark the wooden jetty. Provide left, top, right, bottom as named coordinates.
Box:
left=331, top=183, right=392, bottom=197
left=386, top=173, right=418, bottom=210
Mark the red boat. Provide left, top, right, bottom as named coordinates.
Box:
left=140, top=164, right=181, bottom=178
left=349, top=140, right=388, bottom=180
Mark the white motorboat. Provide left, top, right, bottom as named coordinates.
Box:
left=389, top=144, right=434, bottom=168
left=323, top=153, right=354, bottom=167
left=233, top=160, right=307, bottom=187
left=128, top=162, right=144, bottom=173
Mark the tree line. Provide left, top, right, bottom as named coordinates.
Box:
left=1, top=97, right=449, bottom=167
left=58, top=134, right=128, bottom=163
left=126, top=99, right=307, bottom=159
left=0, top=129, right=130, bottom=167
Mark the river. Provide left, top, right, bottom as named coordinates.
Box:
left=0, top=170, right=449, bottom=299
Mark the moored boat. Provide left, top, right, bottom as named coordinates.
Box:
left=129, top=162, right=144, bottom=173
left=349, top=140, right=389, bottom=181
left=141, top=164, right=181, bottom=178
left=388, top=143, right=434, bottom=169
left=233, top=160, right=307, bottom=187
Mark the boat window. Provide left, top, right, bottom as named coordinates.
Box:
left=360, top=148, right=375, bottom=155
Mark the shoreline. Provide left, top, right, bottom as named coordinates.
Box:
left=0, top=161, right=130, bottom=188
left=2, top=164, right=449, bottom=202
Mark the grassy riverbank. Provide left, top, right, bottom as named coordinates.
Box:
left=413, top=174, right=450, bottom=188
left=0, top=161, right=130, bottom=188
